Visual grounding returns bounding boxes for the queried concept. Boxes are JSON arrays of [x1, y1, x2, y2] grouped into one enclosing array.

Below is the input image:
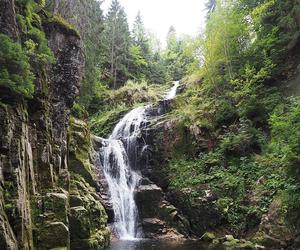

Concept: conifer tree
[[102, 0, 131, 88]]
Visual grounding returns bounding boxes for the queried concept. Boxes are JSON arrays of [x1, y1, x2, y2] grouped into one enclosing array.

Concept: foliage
[[0, 34, 35, 97], [16, 0, 55, 66], [269, 97, 300, 175], [71, 102, 89, 120], [89, 80, 166, 137], [165, 0, 300, 235], [163, 28, 198, 81], [90, 105, 130, 137], [44, 14, 80, 37], [101, 0, 131, 89]]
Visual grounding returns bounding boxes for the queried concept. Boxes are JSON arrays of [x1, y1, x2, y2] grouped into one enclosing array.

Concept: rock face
[[0, 2, 109, 249], [68, 119, 110, 250], [0, 0, 19, 39], [135, 181, 190, 239]]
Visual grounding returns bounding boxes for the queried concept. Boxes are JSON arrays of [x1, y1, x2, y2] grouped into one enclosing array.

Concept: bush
[[269, 97, 300, 176], [26, 27, 54, 65], [0, 34, 35, 97], [71, 102, 89, 120]]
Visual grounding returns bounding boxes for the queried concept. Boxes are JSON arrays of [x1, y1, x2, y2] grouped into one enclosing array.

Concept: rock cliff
[[0, 1, 109, 249]]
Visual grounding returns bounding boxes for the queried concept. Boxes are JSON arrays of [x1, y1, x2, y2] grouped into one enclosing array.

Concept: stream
[[106, 239, 222, 250]]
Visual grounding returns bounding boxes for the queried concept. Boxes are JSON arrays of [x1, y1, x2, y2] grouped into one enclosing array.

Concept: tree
[[128, 12, 150, 81], [163, 27, 198, 81], [205, 0, 217, 17], [102, 0, 131, 88]]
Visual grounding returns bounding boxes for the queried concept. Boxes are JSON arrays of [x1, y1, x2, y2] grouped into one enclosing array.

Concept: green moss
[[43, 14, 80, 38], [89, 105, 130, 137]]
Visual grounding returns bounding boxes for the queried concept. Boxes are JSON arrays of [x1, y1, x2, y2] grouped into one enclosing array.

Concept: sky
[[102, 0, 207, 45]]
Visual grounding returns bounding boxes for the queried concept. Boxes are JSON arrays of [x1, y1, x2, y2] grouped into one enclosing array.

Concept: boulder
[[37, 222, 69, 249], [135, 184, 163, 218], [201, 232, 216, 242]]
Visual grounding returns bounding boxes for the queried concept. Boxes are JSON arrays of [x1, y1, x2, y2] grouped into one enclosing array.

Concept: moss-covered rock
[[36, 222, 69, 249], [68, 118, 110, 249], [201, 232, 216, 242]]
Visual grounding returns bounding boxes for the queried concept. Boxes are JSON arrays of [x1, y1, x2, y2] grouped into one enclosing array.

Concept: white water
[[101, 107, 147, 240], [100, 82, 180, 240], [164, 81, 180, 100]]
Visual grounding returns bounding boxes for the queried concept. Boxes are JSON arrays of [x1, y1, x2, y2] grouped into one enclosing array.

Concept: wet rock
[[142, 218, 166, 237], [135, 184, 163, 218], [69, 206, 90, 239], [37, 222, 69, 249], [201, 232, 216, 242], [252, 198, 294, 248], [92, 135, 105, 149]]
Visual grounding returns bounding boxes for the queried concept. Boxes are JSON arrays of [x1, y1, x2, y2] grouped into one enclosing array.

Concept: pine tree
[[205, 0, 217, 18], [129, 12, 151, 81], [102, 0, 131, 88], [132, 12, 150, 56]]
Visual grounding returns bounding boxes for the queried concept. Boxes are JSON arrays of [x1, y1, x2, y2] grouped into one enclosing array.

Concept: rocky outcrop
[[135, 180, 190, 239], [0, 0, 19, 39], [252, 198, 299, 249], [167, 188, 222, 236], [0, 2, 109, 249], [68, 118, 110, 250]]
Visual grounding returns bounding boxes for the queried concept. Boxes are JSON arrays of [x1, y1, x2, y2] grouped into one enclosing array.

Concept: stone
[[69, 206, 90, 239], [223, 239, 240, 247], [225, 234, 235, 241], [135, 184, 163, 218], [37, 222, 69, 249], [0, 0, 19, 39], [142, 218, 166, 237], [44, 192, 69, 223], [91, 136, 105, 149], [261, 235, 285, 249], [238, 241, 255, 249], [201, 232, 216, 242], [0, 4, 110, 249]]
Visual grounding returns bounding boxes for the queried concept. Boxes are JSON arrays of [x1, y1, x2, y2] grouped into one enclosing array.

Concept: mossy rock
[[69, 206, 91, 239], [36, 222, 69, 250], [223, 239, 240, 247], [201, 232, 216, 242]]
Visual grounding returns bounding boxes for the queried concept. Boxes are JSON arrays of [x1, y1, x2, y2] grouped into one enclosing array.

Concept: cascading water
[[165, 80, 180, 100], [99, 82, 180, 240], [100, 107, 147, 240]]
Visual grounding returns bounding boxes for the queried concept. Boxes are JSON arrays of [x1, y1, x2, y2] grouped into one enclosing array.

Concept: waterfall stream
[[99, 82, 180, 240]]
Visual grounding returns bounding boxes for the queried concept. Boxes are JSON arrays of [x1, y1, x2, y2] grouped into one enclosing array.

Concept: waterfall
[[99, 107, 147, 240], [164, 80, 180, 100], [98, 82, 180, 240]]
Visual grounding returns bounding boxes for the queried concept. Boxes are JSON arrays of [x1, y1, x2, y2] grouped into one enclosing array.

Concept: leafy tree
[[163, 27, 198, 80]]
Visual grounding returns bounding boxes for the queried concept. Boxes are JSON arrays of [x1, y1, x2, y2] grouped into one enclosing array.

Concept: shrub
[[71, 102, 89, 120], [0, 34, 35, 97]]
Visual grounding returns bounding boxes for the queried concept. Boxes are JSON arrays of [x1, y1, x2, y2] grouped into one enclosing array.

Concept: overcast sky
[[102, 0, 207, 44]]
